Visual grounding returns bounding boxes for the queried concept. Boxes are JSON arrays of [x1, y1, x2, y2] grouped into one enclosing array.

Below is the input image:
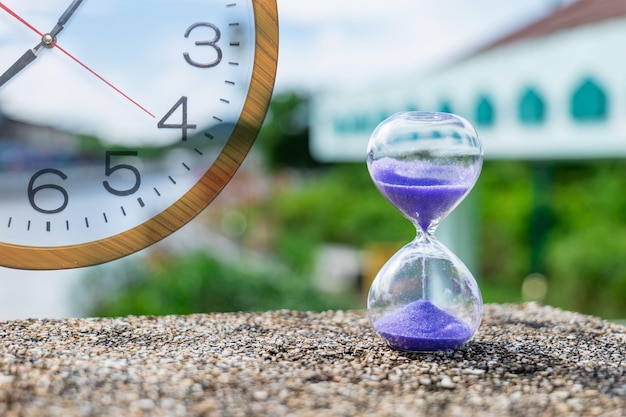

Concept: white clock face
[[0, 0, 277, 268]]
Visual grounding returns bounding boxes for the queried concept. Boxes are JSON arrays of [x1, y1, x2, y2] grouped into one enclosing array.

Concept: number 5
[[103, 151, 141, 196]]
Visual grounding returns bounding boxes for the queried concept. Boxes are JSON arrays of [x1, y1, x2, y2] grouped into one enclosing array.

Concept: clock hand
[[49, 0, 84, 38], [0, 42, 44, 87], [0, 2, 155, 118], [53, 42, 156, 118], [0, 2, 44, 38], [0, 0, 83, 40]]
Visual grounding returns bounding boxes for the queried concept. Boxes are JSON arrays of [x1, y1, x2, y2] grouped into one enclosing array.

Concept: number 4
[[158, 96, 197, 141]]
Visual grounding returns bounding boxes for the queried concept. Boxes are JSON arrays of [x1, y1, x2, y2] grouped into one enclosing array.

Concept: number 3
[[183, 22, 223, 68]]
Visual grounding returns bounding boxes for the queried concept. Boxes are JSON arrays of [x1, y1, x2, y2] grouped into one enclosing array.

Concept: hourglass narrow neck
[[415, 225, 437, 243]]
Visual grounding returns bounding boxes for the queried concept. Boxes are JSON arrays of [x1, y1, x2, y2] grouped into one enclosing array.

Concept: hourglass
[[366, 112, 483, 352]]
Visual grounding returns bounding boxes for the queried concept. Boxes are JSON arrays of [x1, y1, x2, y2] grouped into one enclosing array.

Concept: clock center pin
[[42, 34, 56, 48]]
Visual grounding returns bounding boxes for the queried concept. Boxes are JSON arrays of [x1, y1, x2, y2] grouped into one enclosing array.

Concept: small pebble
[[419, 378, 432, 386], [253, 391, 269, 401], [439, 377, 455, 389]]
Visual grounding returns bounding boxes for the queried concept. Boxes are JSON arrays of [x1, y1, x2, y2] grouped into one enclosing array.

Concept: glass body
[[366, 112, 483, 352]]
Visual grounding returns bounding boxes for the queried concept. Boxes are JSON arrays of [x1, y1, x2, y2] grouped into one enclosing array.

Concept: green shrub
[[82, 252, 359, 317]]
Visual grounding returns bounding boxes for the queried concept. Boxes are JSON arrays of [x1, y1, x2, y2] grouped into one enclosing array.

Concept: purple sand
[[373, 170, 469, 233], [373, 300, 472, 351]]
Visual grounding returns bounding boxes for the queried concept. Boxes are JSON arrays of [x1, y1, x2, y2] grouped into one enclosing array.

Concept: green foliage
[[83, 158, 626, 319], [268, 164, 414, 249], [478, 161, 533, 293], [477, 160, 626, 319], [256, 91, 323, 170], [80, 90, 626, 320], [81, 163, 408, 318], [83, 252, 359, 317], [545, 162, 626, 319]]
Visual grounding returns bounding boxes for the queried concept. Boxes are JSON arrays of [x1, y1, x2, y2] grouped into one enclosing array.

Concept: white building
[[311, 0, 626, 162]]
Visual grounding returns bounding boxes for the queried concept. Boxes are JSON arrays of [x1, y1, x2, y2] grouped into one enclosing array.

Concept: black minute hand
[[49, 0, 85, 38]]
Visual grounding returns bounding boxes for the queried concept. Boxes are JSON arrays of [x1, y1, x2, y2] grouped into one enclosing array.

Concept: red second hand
[[53, 42, 156, 118], [0, 2, 43, 37], [0, 2, 155, 118]]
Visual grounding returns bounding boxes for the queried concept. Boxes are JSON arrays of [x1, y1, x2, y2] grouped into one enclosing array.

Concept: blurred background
[[2, 0, 626, 321]]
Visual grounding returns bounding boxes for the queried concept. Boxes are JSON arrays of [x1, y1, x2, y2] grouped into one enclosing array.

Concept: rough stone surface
[[0, 303, 624, 416]]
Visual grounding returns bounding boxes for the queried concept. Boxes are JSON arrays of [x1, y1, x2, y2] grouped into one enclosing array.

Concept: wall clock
[[0, 0, 278, 269]]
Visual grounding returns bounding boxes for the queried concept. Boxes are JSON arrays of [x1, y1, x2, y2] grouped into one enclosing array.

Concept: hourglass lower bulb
[[366, 112, 483, 352]]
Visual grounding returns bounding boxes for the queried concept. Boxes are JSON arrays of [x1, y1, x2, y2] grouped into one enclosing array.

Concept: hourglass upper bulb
[[367, 112, 483, 235]]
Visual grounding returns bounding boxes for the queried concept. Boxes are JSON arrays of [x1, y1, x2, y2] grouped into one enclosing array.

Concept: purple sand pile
[[373, 299, 472, 351]]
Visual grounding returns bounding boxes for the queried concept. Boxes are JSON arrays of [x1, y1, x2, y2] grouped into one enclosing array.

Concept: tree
[[256, 91, 323, 170]]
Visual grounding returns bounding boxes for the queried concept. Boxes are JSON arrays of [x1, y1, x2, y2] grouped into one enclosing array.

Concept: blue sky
[[0, 0, 576, 115], [275, 0, 576, 92]]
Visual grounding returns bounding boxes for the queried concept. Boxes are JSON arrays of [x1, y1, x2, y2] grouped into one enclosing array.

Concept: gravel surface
[[0, 303, 624, 416]]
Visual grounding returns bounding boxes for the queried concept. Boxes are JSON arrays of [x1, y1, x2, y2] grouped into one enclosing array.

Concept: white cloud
[[274, 0, 559, 92], [279, 0, 429, 23]]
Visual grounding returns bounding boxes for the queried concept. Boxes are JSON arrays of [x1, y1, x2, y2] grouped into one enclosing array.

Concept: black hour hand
[[0, 43, 43, 88]]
